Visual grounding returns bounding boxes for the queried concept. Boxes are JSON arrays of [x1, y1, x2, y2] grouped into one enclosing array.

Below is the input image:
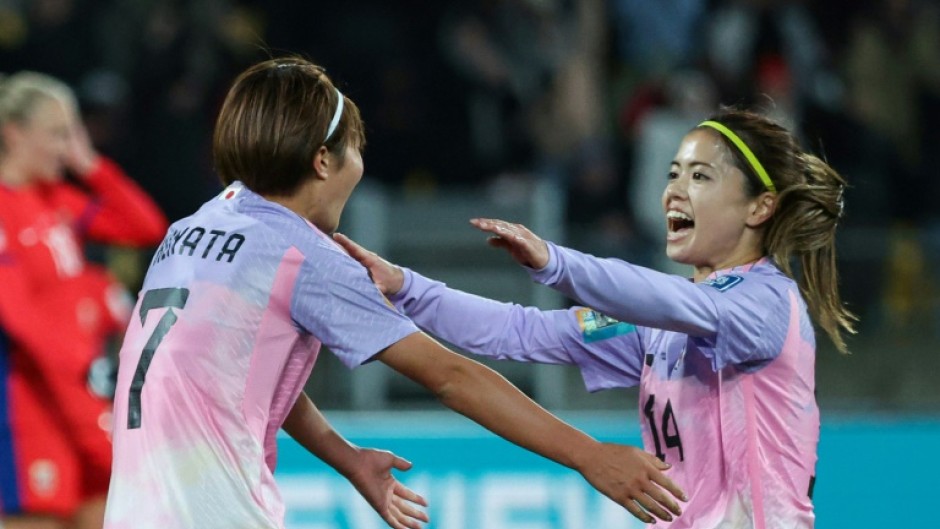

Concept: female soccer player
[[102, 57, 686, 529], [0, 72, 168, 529], [336, 109, 855, 528]]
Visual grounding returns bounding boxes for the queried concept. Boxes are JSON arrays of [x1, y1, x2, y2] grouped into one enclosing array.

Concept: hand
[[345, 448, 429, 529], [576, 443, 686, 524], [469, 218, 550, 269], [64, 120, 100, 177], [333, 233, 405, 295]]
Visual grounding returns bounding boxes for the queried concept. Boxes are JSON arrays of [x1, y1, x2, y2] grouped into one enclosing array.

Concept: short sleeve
[[291, 240, 419, 369]]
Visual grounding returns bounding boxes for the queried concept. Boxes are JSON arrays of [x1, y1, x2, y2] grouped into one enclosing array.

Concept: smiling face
[[662, 129, 773, 280]]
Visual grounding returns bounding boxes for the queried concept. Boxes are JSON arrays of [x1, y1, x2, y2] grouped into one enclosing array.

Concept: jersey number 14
[[643, 394, 684, 463]]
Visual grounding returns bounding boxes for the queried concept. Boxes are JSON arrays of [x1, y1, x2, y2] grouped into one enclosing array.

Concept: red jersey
[[0, 157, 167, 516]]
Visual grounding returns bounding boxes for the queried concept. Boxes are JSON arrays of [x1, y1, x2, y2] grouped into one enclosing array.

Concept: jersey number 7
[[127, 288, 190, 429]]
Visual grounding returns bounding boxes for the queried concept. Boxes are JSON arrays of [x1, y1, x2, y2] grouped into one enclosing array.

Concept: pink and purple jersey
[[390, 242, 818, 528], [103, 183, 419, 529]]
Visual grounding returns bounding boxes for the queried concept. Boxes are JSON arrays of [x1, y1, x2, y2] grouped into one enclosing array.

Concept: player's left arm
[[532, 243, 790, 370], [282, 392, 429, 529]]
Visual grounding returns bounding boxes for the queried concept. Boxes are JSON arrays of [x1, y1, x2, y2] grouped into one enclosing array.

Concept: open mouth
[[666, 211, 694, 233]]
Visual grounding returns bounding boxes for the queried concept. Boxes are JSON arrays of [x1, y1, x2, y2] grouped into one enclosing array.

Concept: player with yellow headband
[[338, 108, 856, 528]]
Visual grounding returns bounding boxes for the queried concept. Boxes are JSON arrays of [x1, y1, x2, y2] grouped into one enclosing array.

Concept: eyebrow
[[670, 160, 717, 169]]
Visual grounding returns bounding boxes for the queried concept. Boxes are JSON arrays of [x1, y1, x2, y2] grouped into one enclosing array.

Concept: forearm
[[282, 392, 360, 478], [532, 242, 719, 336], [438, 357, 595, 469], [379, 334, 597, 471], [80, 157, 168, 245], [391, 268, 576, 365]]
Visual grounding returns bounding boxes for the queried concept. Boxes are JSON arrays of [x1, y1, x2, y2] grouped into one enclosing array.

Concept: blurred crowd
[[1, 0, 939, 335]]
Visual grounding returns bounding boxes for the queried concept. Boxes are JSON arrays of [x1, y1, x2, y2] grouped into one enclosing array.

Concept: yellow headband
[[698, 120, 776, 193]]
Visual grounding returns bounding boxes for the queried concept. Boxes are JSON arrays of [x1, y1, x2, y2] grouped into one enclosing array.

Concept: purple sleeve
[[530, 243, 793, 371], [390, 268, 646, 388], [291, 241, 419, 369]]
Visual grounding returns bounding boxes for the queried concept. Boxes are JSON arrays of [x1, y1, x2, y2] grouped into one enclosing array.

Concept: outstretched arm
[[333, 232, 586, 367], [376, 333, 686, 524], [283, 393, 429, 529], [469, 218, 720, 335]]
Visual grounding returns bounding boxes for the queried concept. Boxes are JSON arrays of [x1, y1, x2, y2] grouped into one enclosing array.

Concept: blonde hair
[[0, 71, 76, 154], [697, 109, 858, 353]]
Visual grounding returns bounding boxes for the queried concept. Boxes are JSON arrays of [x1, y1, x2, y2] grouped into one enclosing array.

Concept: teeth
[[666, 211, 692, 221]]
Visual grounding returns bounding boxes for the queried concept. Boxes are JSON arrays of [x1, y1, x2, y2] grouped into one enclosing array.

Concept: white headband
[[324, 87, 344, 142]]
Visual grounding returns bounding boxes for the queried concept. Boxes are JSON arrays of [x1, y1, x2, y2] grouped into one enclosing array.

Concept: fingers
[[333, 232, 370, 260], [651, 468, 687, 503], [470, 218, 525, 241], [391, 455, 413, 472], [643, 483, 682, 519], [394, 481, 428, 508], [635, 492, 675, 523], [622, 500, 654, 525], [384, 482, 430, 529]]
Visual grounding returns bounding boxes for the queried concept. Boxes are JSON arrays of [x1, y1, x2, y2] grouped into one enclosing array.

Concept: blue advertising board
[[275, 411, 938, 528]]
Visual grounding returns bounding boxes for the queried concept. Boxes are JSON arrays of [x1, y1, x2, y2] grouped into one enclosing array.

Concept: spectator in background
[[0, 72, 167, 529], [439, 0, 575, 179], [840, 0, 940, 330]]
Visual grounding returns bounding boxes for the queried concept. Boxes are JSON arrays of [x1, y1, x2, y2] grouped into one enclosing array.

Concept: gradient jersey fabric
[[390, 242, 818, 529], [103, 182, 418, 529], [0, 157, 167, 516]]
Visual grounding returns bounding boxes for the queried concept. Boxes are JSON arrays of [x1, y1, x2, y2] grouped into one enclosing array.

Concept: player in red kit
[[0, 72, 168, 529]]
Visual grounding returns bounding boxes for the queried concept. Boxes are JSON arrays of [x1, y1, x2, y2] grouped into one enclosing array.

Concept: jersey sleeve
[[530, 242, 792, 371], [290, 240, 420, 369], [691, 274, 793, 371], [390, 268, 646, 389], [52, 157, 168, 246]]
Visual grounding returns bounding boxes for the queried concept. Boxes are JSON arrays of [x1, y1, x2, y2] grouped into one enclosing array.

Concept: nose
[[663, 173, 689, 206]]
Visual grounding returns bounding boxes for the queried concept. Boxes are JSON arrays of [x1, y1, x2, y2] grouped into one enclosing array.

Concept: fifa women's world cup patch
[[703, 274, 743, 292], [575, 308, 635, 343]]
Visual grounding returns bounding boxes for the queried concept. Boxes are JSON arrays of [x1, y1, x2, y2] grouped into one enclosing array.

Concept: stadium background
[[2, 0, 937, 527]]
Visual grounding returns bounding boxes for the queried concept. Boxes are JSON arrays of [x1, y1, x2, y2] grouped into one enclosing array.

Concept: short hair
[[213, 57, 365, 196]]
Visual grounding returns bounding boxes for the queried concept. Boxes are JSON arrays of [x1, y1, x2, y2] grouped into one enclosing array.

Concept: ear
[[312, 145, 330, 180], [746, 192, 776, 228]]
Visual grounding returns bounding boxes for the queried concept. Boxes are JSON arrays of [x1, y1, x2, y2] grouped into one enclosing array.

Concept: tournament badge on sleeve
[[575, 308, 636, 343]]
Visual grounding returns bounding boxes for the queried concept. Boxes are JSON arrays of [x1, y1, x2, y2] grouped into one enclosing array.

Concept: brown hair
[[212, 57, 365, 196], [697, 109, 857, 353]]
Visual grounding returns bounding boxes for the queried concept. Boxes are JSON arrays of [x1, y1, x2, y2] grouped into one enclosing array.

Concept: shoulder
[[700, 261, 795, 297], [696, 261, 800, 323]]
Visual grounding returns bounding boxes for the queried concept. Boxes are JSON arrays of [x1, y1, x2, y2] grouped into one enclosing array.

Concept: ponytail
[[764, 153, 857, 353], [700, 108, 858, 354]]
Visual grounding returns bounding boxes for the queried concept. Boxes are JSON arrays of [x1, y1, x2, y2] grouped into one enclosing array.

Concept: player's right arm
[[296, 231, 683, 523], [374, 332, 685, 524]]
